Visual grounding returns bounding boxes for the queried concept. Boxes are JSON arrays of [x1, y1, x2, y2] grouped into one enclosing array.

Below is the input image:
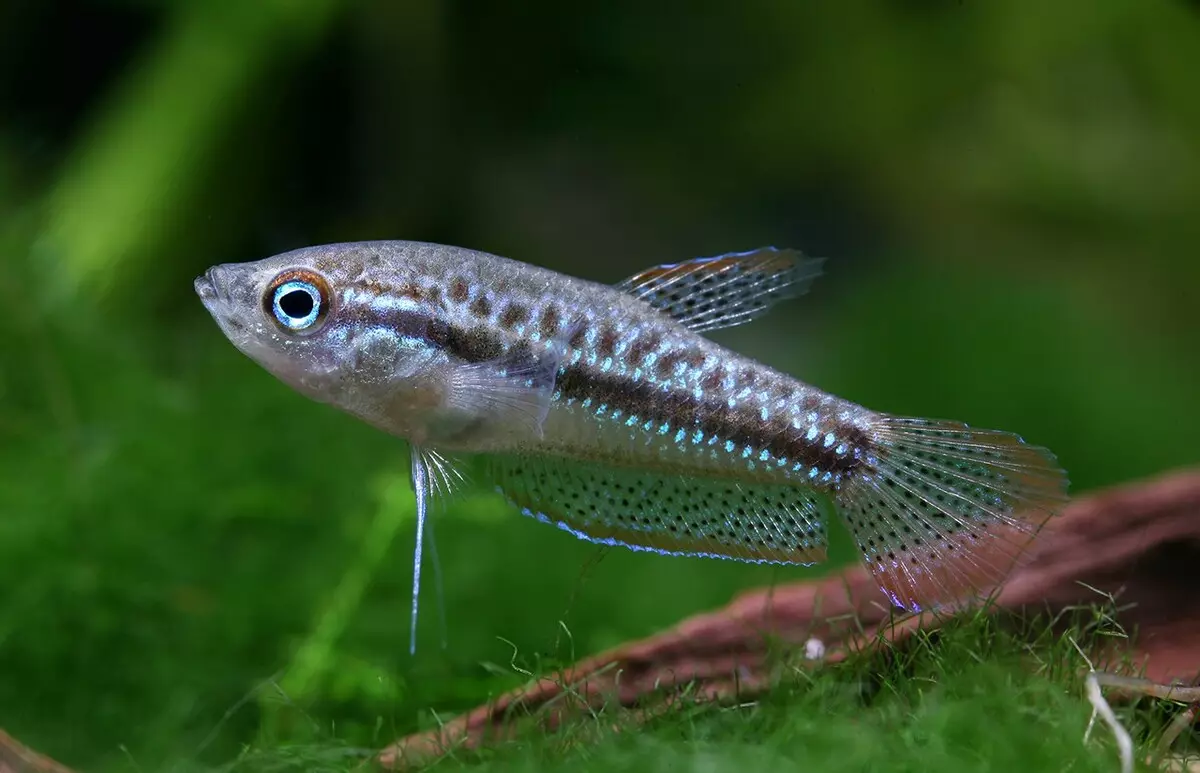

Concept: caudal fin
[[834, 415, 1069, 613]]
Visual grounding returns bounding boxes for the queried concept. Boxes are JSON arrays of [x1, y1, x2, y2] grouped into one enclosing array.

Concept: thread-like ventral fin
[[615, 247, 825, 333]]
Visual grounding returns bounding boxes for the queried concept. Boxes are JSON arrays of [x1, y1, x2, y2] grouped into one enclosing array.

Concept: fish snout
[[194, 273, 216, 303], [195, 265, 238, 306]]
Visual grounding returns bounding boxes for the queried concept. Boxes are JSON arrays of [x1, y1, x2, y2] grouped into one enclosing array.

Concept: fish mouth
[[194, 266, 230, 310], [194, 266, 248, 336], [194, 275, 215, 302]]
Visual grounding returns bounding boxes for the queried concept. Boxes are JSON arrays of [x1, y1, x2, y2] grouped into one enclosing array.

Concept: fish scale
[[196, 240, 1070, 652], [392, 250, 868, 480]]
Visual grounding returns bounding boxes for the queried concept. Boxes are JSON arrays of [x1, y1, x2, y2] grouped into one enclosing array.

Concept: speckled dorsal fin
[[487, 454, 831, 565], [614, 247, 825, 333]]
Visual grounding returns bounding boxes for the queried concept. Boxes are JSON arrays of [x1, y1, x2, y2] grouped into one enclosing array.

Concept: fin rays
[[615, 247, 825, 333], [487, 455, 830, 565], [408, 446, 467, 654], [835, 416, 1069, 613]]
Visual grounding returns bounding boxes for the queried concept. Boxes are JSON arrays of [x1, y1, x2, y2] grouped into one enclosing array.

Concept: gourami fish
[[195, 241, 1069, 652]]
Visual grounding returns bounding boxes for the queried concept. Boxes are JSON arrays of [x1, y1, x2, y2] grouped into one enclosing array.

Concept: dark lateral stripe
[[441, 321, 863, 476]]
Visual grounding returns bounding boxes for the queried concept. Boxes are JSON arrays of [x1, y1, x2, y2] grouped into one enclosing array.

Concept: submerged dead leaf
[[379, 467, 1200, 768], [0, 730, 74, 773]]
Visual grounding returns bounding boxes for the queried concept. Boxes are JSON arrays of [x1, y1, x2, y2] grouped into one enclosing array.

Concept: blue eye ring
[[265, 269, 331, 333]]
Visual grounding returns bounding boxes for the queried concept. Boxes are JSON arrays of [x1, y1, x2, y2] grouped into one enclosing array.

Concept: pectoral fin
[[440, 318, 580, 443]]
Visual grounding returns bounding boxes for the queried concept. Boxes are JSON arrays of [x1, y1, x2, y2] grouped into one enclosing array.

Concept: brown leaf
[[0, 730, 74, 773], [379, 467, 1200, 769]]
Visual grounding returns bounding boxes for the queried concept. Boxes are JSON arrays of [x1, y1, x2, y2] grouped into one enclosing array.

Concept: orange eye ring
[[264, 269, 332, 334]]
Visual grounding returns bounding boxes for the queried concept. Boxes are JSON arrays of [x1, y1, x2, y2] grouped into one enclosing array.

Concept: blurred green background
[[1, 0, 1198, 769]]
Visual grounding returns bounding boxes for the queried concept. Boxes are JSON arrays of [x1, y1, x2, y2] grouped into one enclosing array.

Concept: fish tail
[[833, 414, 1069, 613]]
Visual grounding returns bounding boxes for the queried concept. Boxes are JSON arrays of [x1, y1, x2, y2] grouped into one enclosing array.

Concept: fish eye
[[264, 270, 331, 333]]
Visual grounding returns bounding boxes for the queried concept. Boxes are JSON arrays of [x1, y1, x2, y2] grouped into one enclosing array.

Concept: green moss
[[196, 609, 1186, 773]]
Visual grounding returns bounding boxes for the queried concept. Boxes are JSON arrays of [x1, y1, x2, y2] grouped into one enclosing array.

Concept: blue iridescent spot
[[805, 426, 819, 441], [823, 432, 835, 448]]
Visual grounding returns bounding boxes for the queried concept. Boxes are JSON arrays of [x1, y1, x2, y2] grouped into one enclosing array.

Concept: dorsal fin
[[614, 247, 825, 333]]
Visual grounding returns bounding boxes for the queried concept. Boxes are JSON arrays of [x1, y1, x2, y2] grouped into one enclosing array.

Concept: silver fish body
[[196, 240, 1069, 645]]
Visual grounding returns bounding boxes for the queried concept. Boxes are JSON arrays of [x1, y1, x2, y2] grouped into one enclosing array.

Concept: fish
[[195, 240, 1070, 652]]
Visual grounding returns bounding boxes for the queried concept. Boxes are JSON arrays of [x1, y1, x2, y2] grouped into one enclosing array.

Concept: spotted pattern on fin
[[615, 247, 825, 333], [835, 416, 1069, 613], [487, 455, 830, 564]]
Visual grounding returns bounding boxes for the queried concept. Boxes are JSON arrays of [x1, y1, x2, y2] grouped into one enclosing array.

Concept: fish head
[[194, 243, 444, 411]]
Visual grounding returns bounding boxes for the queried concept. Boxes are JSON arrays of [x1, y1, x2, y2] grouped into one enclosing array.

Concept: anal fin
[[487, 454, 830, 565]]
